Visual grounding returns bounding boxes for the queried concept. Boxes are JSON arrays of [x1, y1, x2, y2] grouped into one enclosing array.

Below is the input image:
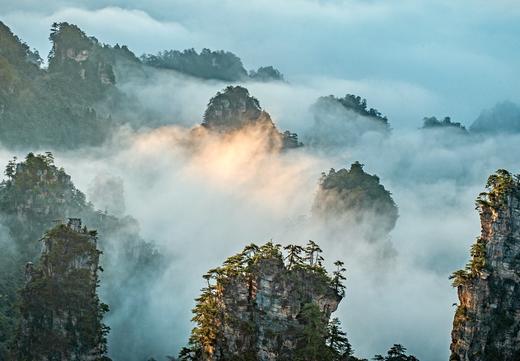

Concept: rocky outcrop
[[450, 169, 520, 361], [181, 242, 347, 361], [306, 94, 389, 148], [312, 161, 398, 242], [48, 22, 116, 86], [201, 86, 302, 149], [12, 218, 110, 361]]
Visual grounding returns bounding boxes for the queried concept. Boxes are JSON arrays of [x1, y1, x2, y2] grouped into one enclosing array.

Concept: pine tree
[[332, 261, 347, 297], [295, 303, 332, 361], [3, 157, 16, 179], [373, 344, 419, 361], [284, 244, 304, 270], [327, 318, 354, 360], [305, 240, 324, 267]]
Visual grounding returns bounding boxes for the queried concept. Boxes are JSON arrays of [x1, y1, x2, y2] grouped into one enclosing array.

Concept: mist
[[3, 0, 520, 127], [1, 71, 516, 359], [1, 2, 520, 360]]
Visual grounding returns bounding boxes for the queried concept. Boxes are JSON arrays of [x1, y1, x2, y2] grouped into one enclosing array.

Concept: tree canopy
[[421, 116, 467, 132], [11, 221, 111, 361], [182, 241, 348, 360], [313, 161, 398, 240]]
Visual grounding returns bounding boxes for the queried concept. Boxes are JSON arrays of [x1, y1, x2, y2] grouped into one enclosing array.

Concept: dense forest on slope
[[421, 116, 467, 132], [1, 20, 516, 154], [0, 21, 288, 151], [0, 22, 132, 149], [0, 153, 163, 360], [141, 48, 284, 82]]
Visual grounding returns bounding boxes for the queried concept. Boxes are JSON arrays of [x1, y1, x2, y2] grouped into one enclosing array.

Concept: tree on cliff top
[[451, 169, 520, 287], [421, 116, 467, 132], [306, 94, 390, 148], [182, 241, 349, 361], [141, 48, 248, 81], [313, 161, 398, 241], [11, 220, 111, 361], [373, 344, 419, 361]]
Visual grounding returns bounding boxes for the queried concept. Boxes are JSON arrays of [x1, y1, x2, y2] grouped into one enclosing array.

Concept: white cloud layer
[[1, 0, 519, 127], [1, 1, 520, 360]]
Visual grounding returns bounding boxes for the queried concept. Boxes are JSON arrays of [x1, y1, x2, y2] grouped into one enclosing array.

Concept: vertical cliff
[[12, 218, 110, 361], [450, 169, 520, 361], [180, 241, 354, 361]]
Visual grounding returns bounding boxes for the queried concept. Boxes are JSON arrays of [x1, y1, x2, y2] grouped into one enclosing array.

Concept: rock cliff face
[[218, 257, 340, 360], [181, 242, 346, 361], [450, 169, 520, 361], [0, 153, 164, 361], [48, 22, 115, 86], [12, 218, 110, 361]]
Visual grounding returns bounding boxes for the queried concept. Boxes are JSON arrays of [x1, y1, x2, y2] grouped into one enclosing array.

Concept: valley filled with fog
[[1, 2, 520, 360]]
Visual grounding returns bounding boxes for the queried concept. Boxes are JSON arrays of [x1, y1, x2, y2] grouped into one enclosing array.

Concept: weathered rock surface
[[12, 218, 110, 361], [182, 242, 344, 361], [450, 170, 520, 361], [216, 257, 340, 360]]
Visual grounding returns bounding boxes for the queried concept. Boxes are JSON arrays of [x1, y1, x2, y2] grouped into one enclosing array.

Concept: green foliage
[[284, 244, 304, 270], [327, 318, 356, 360], [449, 237, 487, 287], [11, 222, 111, 361], [0, 21, 142, 149], [141, 48, 248, 81], [294, 303, 332, 361], [295, 308, 361, 361], [373, 344, 419, 361], [313, 161, 398, 239], [0, 152, 87, 256], [249, 66, 285, 82], [421, 116, 467, 132], [451, 169, 520, 289], [203, 86, 263, 130], [201, 86, 302, 148], [141, 48, 285, 83], [0, 22, 41, 70], [477, 169, 519, 209], [0, 153, 163, 359], [332, 261, 347, 297], [305, 240, 324, 267], [282, 130, 303, 148], [183, 240, 347, 360], [315, 94, 389, 126]]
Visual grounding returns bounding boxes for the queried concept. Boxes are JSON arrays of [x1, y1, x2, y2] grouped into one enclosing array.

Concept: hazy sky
[[2, 0, 520, 128]]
